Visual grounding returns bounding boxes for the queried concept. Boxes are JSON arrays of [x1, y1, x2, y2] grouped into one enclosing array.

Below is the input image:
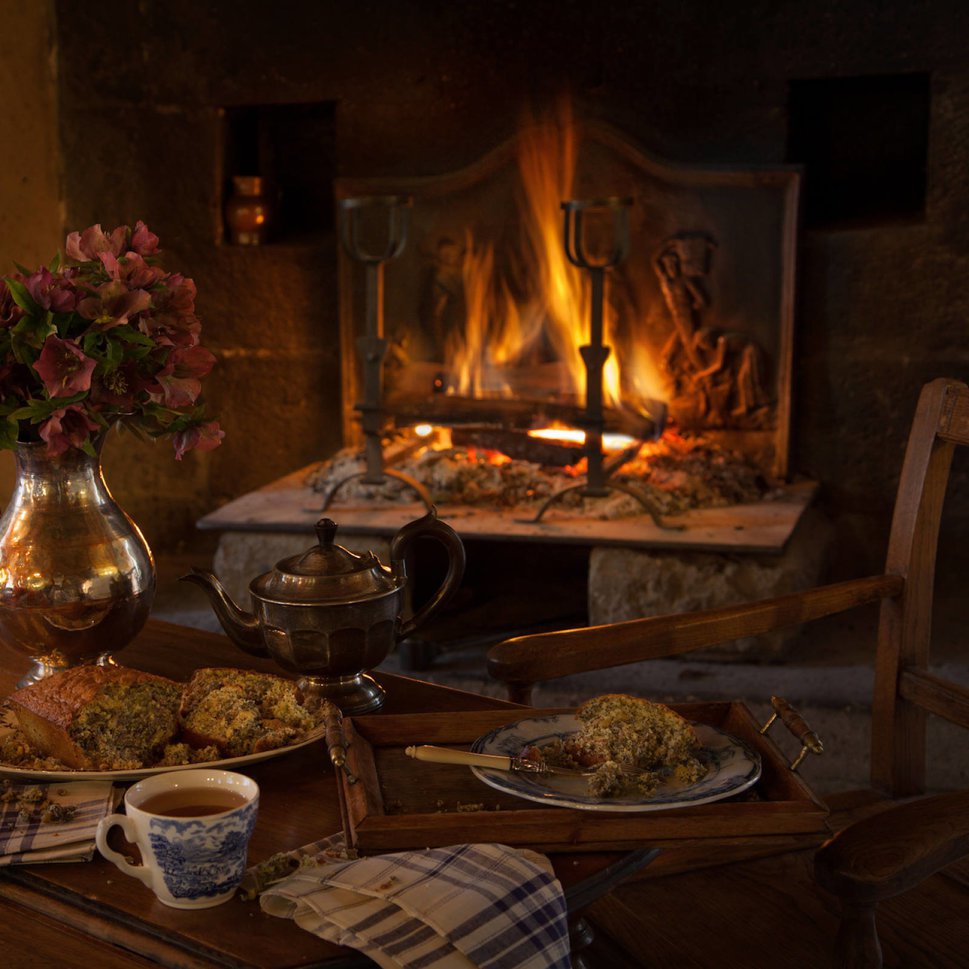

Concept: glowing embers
[[307, 427, 771, 519], [527, 427, 637, 453]]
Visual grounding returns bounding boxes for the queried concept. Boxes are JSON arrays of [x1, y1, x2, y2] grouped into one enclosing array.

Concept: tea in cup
[[96, 768, 259, 909]]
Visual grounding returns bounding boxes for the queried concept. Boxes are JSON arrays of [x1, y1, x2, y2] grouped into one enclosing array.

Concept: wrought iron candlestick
[[322, 195, 432, 510], [528, 197, 678, 529]]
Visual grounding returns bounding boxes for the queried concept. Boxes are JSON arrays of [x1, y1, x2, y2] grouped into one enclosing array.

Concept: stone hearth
[[198, 465, 828, 662]]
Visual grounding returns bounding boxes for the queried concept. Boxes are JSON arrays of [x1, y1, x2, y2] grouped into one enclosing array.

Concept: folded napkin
[[0, 780, 121, 865], [259, 836, 571, 969]]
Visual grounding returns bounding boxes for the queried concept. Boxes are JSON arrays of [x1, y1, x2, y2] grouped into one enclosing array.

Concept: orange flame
[[515, 104, 590, 399], [447, 102, 645, 411]]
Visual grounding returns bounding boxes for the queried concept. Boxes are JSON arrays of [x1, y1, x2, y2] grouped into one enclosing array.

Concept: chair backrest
[[869, 377, 969, 796], [487, 377, 969, 798]]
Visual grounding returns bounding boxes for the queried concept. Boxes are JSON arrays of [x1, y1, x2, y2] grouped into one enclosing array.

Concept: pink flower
[[100, 251, 165, 290], [129, 221, 160, 256], [25, 267, 78, 313], [33, 335, 97, 398], [77, 279, 152, 330], [65, 224, 128, 262], [150, 345, 216, 408], [173, 420, 224, 460], [38, 404, 100, 456], [140, 273, 200, 347], [89, 360, 148, 410], [122, 252, 165, 289]]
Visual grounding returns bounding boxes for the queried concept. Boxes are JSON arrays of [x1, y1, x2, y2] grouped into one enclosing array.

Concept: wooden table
[[0, 621, 636, 968], [0, 621, 528, 969], [0, 621, 829, 968]]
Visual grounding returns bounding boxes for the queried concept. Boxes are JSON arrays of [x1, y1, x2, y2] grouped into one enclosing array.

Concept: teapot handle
[[391, 509, 466, 642]]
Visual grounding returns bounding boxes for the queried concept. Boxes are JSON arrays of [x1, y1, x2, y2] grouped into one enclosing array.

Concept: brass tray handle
[[325, 705, 358, 784], [759, 695, 824, 772]]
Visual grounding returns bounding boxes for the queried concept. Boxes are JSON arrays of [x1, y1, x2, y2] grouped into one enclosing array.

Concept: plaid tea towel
[[0, 780, 120, 865], [260, 838, 571, 969]]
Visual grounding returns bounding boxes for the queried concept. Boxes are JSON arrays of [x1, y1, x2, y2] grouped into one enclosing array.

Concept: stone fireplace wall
[[6, 0, 967, 590]]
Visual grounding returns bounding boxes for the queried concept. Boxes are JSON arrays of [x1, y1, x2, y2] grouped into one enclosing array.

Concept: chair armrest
[[815, 790, 969, 904], [487, 574, 902, 697]]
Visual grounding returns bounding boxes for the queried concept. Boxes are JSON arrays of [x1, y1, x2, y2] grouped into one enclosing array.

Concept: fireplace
[[310, 105, 801, 531], [198, 108, 815, 663]]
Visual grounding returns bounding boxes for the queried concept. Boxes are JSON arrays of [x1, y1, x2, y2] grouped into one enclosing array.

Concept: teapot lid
[[249, 519, 400, 604]]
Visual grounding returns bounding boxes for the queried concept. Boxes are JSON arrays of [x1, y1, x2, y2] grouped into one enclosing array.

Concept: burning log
[[389, 394, 664, 441], [450, 428, 586, 467]]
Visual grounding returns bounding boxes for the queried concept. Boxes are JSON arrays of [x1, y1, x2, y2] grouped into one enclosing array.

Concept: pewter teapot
[[181, 510, 465, 713]]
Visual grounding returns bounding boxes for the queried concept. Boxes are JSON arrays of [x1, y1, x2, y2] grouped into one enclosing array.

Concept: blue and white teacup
[[96, 768, 259, 909]]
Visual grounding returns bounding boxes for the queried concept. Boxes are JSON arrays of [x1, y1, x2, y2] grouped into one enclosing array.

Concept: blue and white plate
[[470, 713, 761, 812]]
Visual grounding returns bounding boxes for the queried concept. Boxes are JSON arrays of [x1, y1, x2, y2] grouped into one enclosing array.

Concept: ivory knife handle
[[405, 745, 513, 771]]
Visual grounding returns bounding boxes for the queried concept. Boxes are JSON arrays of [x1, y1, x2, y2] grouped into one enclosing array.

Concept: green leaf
[[8, 391, 87, 423], [13, 261, 32, 276], [10, 314, 55, 364], [163, 405, 207, 434], [0, 418, 19, 450], [3, 277, 40, 314], [113, 327, 154, 348], [49, 252, 61, 273], [103, 336, 124, 372], [88, 409, 110, 431], [82, 331, 103, 357], [7, 402, 44, 423], [52, 311, 81, 339]]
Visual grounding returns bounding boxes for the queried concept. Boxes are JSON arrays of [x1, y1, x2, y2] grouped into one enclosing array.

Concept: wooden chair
[[486, 377, 969, 968]]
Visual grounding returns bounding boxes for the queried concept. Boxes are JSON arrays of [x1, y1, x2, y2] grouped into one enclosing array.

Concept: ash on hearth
[[306, 430, 778, 519]]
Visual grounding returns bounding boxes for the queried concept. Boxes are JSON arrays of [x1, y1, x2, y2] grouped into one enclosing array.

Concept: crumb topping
[[68, 679, 182, 770], [0, 778, 78, 824], [0, 725, 65, 771], [179, 668, 320, 758], [544, 694, 707, 797]]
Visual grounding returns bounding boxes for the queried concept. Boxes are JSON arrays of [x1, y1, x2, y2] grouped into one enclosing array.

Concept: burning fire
[[445, 102, 661, 414]]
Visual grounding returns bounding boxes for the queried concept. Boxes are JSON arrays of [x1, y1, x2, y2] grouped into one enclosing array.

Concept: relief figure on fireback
[[653, 232, 771, 429]]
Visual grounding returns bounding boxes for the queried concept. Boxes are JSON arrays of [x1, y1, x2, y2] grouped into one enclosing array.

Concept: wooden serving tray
[[337, 701, 830, 855]]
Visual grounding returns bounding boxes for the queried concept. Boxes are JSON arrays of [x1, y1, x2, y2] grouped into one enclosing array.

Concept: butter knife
[[404, 744, 620, 778]]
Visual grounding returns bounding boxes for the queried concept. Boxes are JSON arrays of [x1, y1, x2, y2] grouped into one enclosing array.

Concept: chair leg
[[562, 848, 662, 967], [835, 899, 882, 969], [569, 915, 596, 969]]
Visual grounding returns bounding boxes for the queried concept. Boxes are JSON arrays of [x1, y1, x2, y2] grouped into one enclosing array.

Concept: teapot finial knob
[[315, 518, 338, 547]]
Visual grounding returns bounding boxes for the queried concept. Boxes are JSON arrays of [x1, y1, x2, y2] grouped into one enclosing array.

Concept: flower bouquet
[[0, 222, 223, 685], [0, 221, 223, 458]]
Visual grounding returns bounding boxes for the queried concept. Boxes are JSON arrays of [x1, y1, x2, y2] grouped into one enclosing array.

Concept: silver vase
[[0, 438, 155, 686]]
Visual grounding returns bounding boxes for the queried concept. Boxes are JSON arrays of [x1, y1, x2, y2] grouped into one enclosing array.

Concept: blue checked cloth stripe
[[260, 841, 571, 969], [0, 780, 120, 865]]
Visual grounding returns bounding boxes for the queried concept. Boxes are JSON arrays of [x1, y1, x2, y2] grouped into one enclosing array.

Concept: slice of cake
[[547, 693, 707, 797], [7, 666, 182, 770], [178, 667, 323, 758]]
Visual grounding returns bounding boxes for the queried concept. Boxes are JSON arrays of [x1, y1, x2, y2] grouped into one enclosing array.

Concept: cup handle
[[95, 814, 153, 890]]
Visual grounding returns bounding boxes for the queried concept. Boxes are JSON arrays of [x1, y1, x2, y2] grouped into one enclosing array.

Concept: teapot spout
[[179, 567, 267, 656]]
